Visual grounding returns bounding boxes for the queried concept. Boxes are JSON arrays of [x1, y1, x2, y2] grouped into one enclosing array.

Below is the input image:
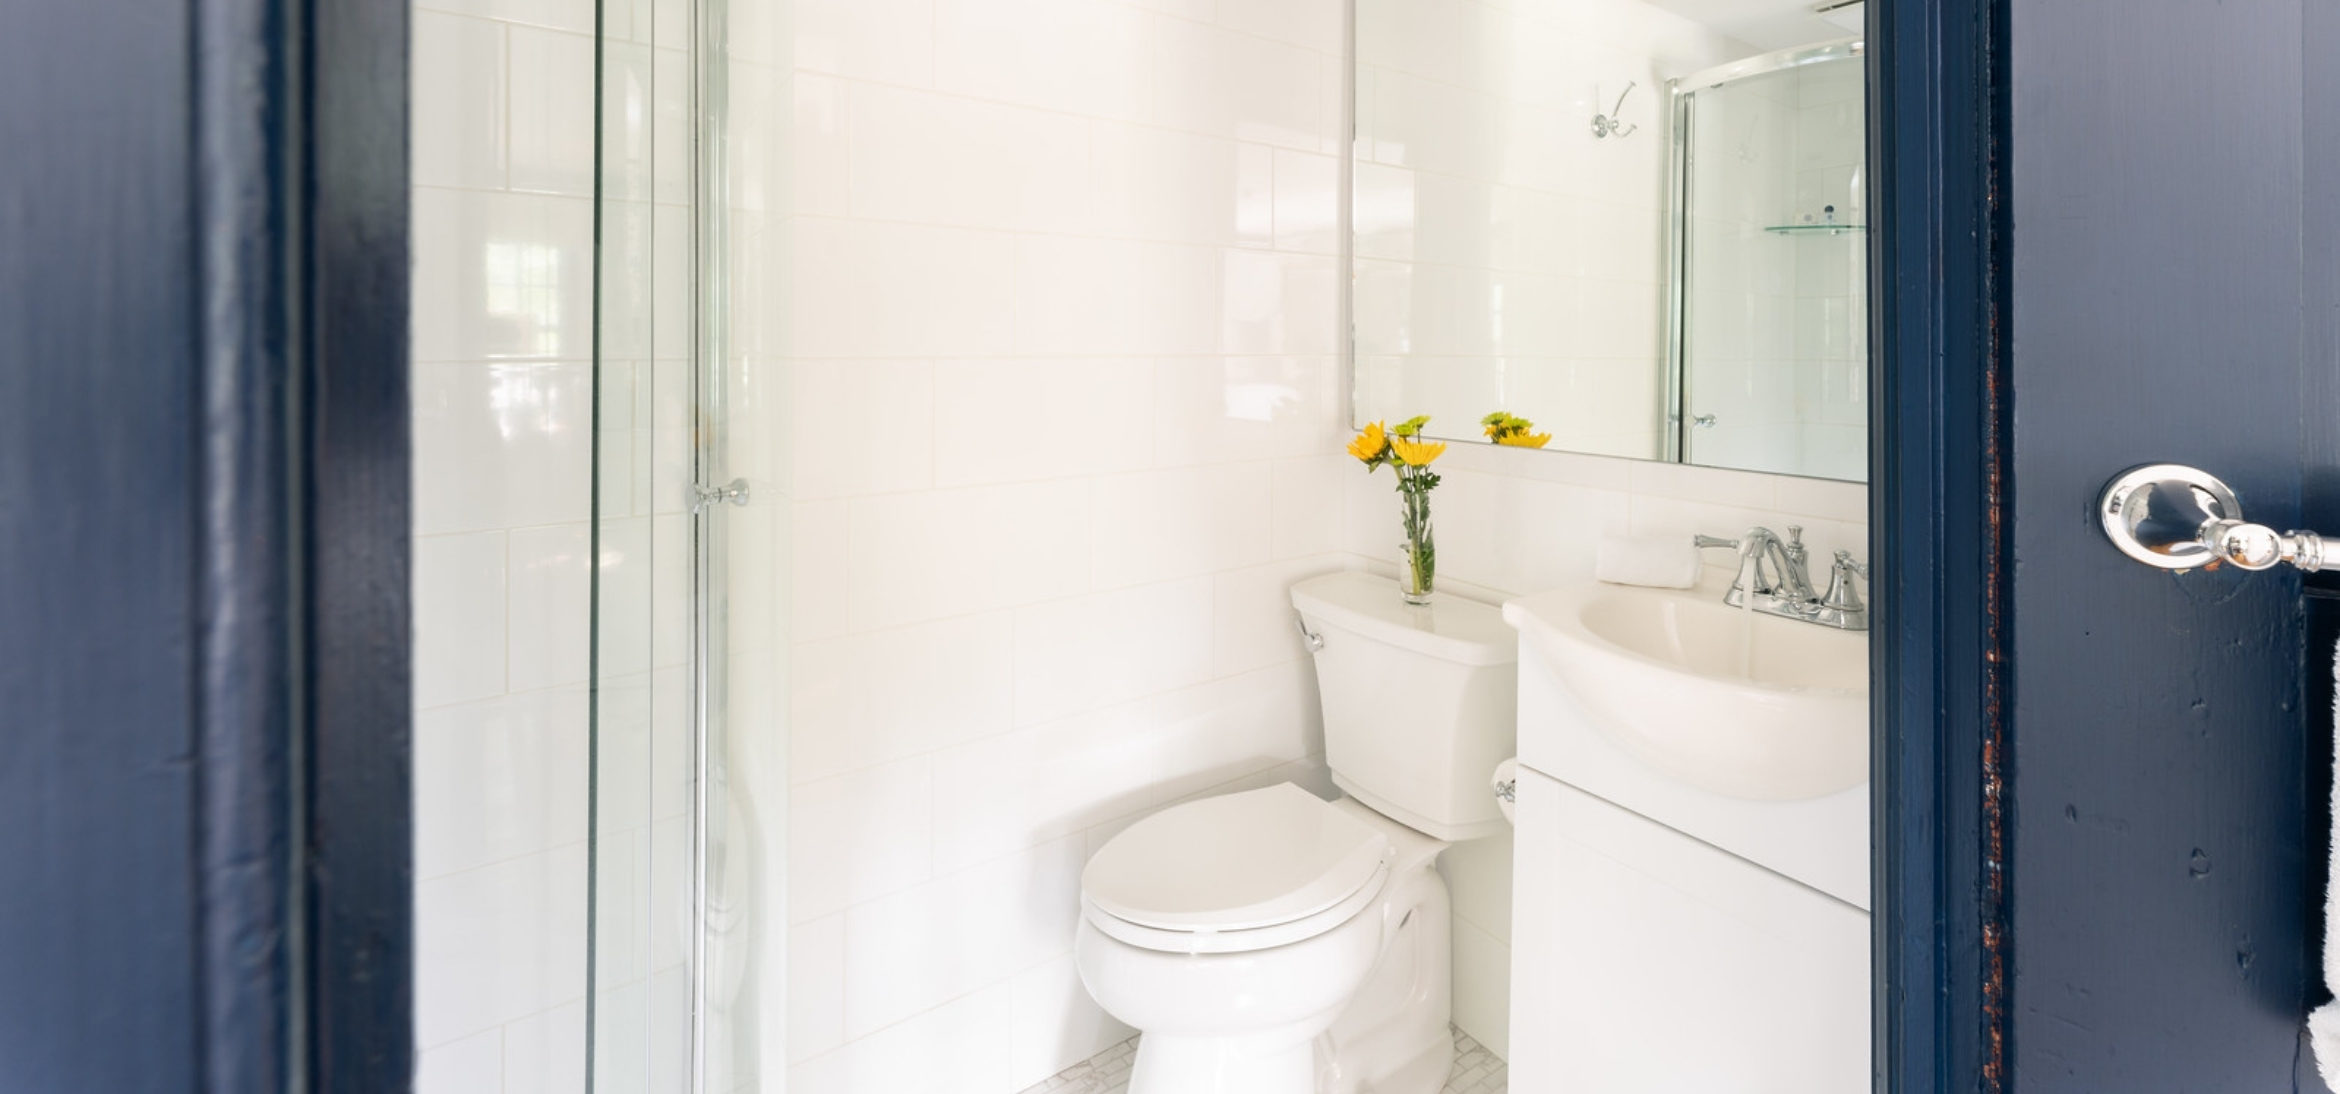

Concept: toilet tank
[[1291, 572, 1518, 841]]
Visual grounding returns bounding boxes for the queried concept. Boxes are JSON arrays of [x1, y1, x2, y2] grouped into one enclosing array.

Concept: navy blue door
[[2004, 2, 2337, 1090], [0, 1, 410, 1090], [1877, 1, 2340, 1089]]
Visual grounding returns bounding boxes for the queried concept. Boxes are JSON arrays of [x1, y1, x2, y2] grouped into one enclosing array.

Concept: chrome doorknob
[[2098, 464, 2329, 572]]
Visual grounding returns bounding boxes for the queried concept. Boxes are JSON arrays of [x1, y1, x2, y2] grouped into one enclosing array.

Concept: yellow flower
[[1390, 437, 1447, 466], [1482, 410, 1544, 444], [1347, 421, 1388, 462]]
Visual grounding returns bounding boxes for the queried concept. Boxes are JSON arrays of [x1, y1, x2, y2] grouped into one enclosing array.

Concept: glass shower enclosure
[[1666, 40, 1868, 482], [588, 0, 774, 1089]]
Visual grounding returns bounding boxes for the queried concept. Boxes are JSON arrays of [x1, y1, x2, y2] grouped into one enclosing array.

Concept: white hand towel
[[2313, 641, 2340, 1084], [1595, 535, 1702, 589]]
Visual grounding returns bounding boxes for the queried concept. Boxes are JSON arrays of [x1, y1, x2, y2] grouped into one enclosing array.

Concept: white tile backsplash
[[413, 531, 510, 708], [509, 26, 596, 196], [413, 687, 590, 879], [932, 358, 1158, 489], [848, 82, 1095, 234], [840, 836, 1085, 1040], [789, 756, 938, 922], [501, 1001, 588, 1094], [411, 362, 593, 535], [1012, 577, 1216, 727], [793, 359, 938, 499], [412, 13, 510, 190], [795, 0, 936, 86], [410, 188, 595, 363], [788, 914, 849, 1064], [790, 612, 1017, 783], [1011, 236, 1225, 356], [789, 982, 1017, 1094], [417, 1027, 504, 1094], [504, 522, 591, 692], [846, 480, 1096, 630], [1087, 125, 1243, 245], [793, 217, 1021, 358], [414, 842, 590, 1049], [1088, 464, 1275, 587]]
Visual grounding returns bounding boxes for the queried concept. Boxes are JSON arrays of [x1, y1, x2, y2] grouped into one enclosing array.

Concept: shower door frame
[[585, 0, 739, 1085], [1664, 38, 1866, 472]]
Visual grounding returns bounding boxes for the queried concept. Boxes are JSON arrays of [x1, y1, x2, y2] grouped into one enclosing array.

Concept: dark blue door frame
[[0, 0, 410, 1090], [1871, 0, 2009, 1087]]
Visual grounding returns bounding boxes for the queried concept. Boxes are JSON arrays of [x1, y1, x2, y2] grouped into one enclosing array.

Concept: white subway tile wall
[[777, 0, 1353, 1086]]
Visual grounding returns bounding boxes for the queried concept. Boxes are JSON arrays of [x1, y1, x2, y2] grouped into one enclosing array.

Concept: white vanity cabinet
[[1509, 768, 1870, 1092], [1502, 588, 1873, 1091]]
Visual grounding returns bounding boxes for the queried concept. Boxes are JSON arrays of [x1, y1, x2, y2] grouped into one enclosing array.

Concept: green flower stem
[[1397, 465, 1437, 599]]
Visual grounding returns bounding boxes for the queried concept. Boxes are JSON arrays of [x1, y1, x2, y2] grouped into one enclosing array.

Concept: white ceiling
[[1642, 0, 1863, 52]]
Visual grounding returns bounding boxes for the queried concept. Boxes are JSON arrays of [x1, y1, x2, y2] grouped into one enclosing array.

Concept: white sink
[[1502, 580, 1868, 801]]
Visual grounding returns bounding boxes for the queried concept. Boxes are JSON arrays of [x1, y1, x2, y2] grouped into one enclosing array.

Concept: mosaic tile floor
[[1015, 1025, 1506, 1094]]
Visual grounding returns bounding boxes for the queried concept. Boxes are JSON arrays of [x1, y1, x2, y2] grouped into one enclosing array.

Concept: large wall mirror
[[1352, 0, 1869, 482]]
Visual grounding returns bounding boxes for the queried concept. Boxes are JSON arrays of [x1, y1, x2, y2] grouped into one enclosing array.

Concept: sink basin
[[1503, 580, 1868, 801]]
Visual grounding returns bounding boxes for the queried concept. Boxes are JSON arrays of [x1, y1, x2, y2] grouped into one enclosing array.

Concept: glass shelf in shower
[[1764, 224, 1869, 235]]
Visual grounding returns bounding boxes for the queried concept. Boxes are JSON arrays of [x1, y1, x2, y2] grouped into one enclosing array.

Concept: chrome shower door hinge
[[691, 477, 751, 513]]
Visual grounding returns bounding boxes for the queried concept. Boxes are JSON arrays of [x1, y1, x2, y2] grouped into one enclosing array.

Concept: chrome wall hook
[[1592, 81, 1639, 139]]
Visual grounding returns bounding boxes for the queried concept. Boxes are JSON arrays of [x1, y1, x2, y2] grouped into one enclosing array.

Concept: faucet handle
[[1693, 534, 1739, 550], [1786, 524, 1804, 546], [1823, 550, 1869, 611]]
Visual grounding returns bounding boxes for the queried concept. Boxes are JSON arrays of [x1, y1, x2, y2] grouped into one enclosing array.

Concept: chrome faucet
[[1693, 525, 1868, 631]]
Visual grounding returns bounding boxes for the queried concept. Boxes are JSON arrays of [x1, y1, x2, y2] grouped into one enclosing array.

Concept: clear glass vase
[[1399, 492, 1435, 604]]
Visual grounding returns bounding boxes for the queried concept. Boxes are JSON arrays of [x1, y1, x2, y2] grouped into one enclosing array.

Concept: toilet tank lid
[[1290, 571, 1516, 667], [1082, 783, 1390, 933]]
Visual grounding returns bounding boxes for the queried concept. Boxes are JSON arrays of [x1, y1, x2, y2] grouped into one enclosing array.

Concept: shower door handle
[[692, 477, 751, 513], [2098, 464, 2330, 572]]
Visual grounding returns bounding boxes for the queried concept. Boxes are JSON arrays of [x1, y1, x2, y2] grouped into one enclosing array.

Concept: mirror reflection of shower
[[1668, 39, 1868, 482]]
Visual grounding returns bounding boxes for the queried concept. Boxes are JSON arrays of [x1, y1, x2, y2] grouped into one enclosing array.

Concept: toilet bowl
[[1072, 572, 1518, 1094], [1074, 786, 1452, 1094]]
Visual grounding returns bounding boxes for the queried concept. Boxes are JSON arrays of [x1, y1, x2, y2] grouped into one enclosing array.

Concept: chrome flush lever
[[2099, 464, 2330, 572], [1294, 612, 1325, 653]]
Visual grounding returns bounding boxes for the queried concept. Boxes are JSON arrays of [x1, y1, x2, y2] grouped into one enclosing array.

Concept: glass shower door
[[1672, 43, 1868, 481], [592, 0, 780, 1088], [591, 0, 698, 1089]]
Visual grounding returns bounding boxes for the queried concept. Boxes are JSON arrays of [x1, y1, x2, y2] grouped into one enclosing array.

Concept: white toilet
[[1073, 571, 1518, 1094]]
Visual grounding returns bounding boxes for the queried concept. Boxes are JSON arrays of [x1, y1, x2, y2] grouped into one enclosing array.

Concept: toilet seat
[[1080, 783, 1393, 955]]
